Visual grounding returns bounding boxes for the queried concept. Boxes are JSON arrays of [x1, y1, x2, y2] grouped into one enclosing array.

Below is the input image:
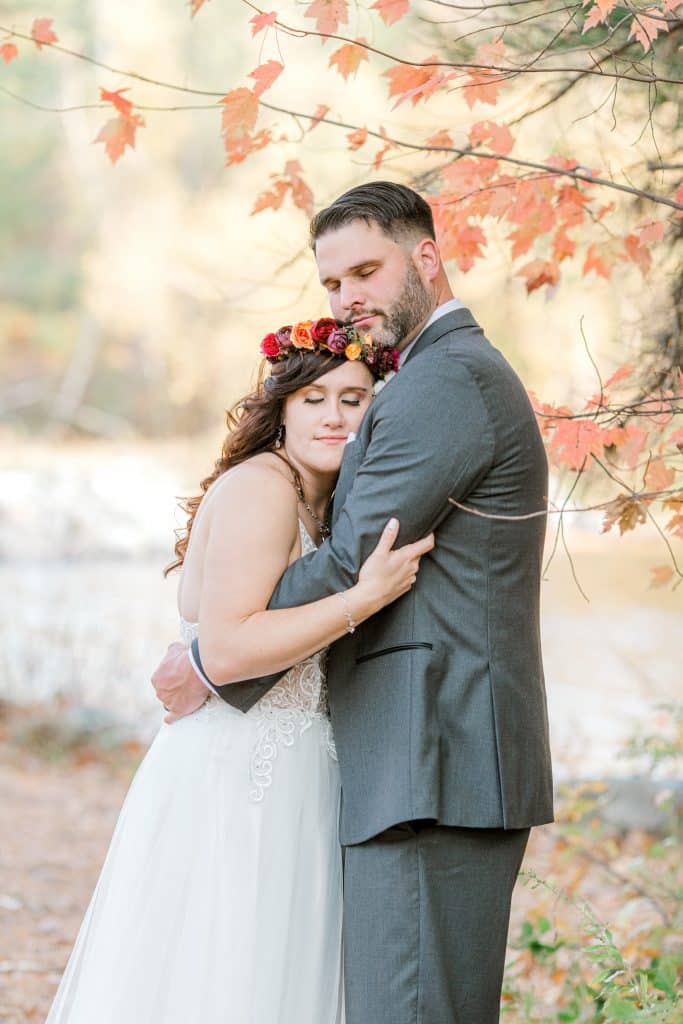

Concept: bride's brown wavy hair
[[164, 349, 348, 576]]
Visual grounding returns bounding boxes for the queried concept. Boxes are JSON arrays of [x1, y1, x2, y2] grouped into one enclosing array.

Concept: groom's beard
[[347, 262, 434, 349]]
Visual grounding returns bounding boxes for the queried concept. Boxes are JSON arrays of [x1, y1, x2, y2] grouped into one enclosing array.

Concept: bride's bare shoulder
[[203, 454, 297, 525]]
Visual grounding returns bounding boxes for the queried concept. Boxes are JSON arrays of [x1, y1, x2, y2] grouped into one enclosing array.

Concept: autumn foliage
[[1, 1, 682, 584]]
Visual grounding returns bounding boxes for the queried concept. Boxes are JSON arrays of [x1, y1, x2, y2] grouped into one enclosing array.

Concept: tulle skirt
[[46, 697, 344, 1024]]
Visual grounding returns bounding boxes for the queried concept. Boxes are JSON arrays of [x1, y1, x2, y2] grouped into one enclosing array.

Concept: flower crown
[[260, 318, 400, 380]]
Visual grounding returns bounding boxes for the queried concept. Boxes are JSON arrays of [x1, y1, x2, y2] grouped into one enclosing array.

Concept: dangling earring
[[274, 424, 284, 449]]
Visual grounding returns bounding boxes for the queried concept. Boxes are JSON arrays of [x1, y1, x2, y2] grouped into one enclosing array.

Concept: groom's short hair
[[310, 182, 435, 248]]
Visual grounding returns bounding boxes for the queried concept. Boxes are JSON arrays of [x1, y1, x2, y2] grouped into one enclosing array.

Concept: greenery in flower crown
[[259, 318, 400, 380]]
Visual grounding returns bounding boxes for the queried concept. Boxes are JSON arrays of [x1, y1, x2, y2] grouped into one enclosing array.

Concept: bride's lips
[[316, 436, 348, 445]]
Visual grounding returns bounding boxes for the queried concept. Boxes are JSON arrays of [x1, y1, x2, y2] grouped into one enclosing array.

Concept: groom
[[153, 181, 553, 1022]]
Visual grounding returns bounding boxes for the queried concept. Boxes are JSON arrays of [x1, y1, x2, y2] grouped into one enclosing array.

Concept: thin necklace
[[294, 478, 331, 541]]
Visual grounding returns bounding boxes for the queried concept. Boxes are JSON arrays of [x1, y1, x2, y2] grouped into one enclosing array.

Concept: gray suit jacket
[[207, 308, 554, 845]]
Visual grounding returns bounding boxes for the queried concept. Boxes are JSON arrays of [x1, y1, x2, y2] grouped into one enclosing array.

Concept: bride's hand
[[355, 518, 434, 614]]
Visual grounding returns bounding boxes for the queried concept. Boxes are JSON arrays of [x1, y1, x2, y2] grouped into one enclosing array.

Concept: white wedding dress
[[46, 521, 344, 1024]]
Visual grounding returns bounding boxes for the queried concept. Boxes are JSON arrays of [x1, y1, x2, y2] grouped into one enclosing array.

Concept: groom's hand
[[151, 642, 210, 724]]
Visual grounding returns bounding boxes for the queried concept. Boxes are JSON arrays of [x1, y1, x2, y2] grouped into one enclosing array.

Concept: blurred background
[[1, 0, 679, 776]]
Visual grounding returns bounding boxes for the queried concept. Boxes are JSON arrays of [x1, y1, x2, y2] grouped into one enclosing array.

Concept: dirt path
[[0, 702, 669, 1023]]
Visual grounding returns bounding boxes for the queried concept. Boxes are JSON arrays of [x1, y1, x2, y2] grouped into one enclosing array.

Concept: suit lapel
[[330, 308, 479, 528]]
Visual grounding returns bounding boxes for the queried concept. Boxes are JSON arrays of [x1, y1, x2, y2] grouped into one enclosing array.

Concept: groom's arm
[[271, 350, 494, 607], [191, 351, 494, 693]]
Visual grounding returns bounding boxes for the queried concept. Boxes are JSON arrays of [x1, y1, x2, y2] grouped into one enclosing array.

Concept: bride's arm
[[197, 463, 423, 685]]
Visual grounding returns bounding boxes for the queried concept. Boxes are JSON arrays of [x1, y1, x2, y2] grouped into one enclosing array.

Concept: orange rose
[[292, 320, 315, 349], [345, 342, 362, 361]]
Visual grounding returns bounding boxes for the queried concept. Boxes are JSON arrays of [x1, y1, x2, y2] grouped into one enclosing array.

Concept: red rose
[[260, 333, 281, 359], [310, 318, 337, 343]]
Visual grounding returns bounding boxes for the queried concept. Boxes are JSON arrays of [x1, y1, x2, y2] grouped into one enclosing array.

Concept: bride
[[46, 318, 433, 1024]]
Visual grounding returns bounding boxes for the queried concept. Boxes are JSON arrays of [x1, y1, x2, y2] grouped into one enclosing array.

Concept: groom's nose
[[338, 280, 367, 314]]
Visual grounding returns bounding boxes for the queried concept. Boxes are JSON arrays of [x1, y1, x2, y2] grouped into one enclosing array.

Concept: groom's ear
[[412, 238, 441, 283]]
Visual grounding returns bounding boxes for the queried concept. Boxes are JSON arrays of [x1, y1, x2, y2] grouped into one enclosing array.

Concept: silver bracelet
[[338, 591, 357, 634]]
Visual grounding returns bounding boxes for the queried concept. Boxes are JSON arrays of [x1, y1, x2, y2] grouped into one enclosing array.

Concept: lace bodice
[[179, 520, 336, 800]]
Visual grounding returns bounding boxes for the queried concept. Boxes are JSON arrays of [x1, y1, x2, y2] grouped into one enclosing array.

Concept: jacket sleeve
[[268, 348, 495, 610]]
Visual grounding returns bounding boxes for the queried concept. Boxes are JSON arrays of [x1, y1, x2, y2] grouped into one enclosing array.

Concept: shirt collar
[[398, 298, 464, 367]]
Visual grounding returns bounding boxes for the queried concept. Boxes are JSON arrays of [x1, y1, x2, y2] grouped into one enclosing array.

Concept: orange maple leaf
[[469, 120, 513, 156], [94, 113, 144, 165], [583, 243, 615, 279], [434, 218, 486, 272], [304, 0, 349, 34], [100, 87, 134, 118], [31, 17, 58, 48], [225, 128, 271, 167], [373, 126, 395, 169], [426, 129, 454, 148], [383, 59, 447, 108], [329, 40, 368, 80], [629, 8, 668, 51], [604, 364, 635, 389], [463, 41, 506, 108], [189, 0, 209, 14], [644, 457, 676, 493], [601, 494, 648, 535], [518, 258, 560, 295], [582, 0, 617, 31], [249, 60, 284, 98], [649, 564, 675, 589], [637, 219, 665, 245], [0, 41, 18, 63], [220, 87, 259, 145], [307, 104, 330, 132], [370, 0, 410, 26], [622, 233, 652, 275], [347, 127, 368, 150], [252, 180, 289, 215], [552, 227, 576, 262], [250, 10, 277, 35]]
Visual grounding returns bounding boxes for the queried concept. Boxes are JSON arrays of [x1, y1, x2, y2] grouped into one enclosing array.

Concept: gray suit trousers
[[343, 822, 530, 1024]]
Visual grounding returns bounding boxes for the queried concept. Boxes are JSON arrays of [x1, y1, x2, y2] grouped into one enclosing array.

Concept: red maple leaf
[[518, 259, 560, 294], [649, 565, 675, 589], [629, 8, 668, 51], [250, 11, 277, 35], [220, 87, 259, 145], [370, 0, 410, 26], [329, 40, 368, 80], [549, 418, 614, 470], [249, 60, 284, 98], [31, 17, 58, 48], [304, 0, 349, 34], [307, 104, 330, 132], [0, 41, 18, 64], [469, 120, 514, 156], [94, 113, 144, 165], [100, 88, 134, 118], [582, 0, 617, 31], [347, 127, 368, 150]]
